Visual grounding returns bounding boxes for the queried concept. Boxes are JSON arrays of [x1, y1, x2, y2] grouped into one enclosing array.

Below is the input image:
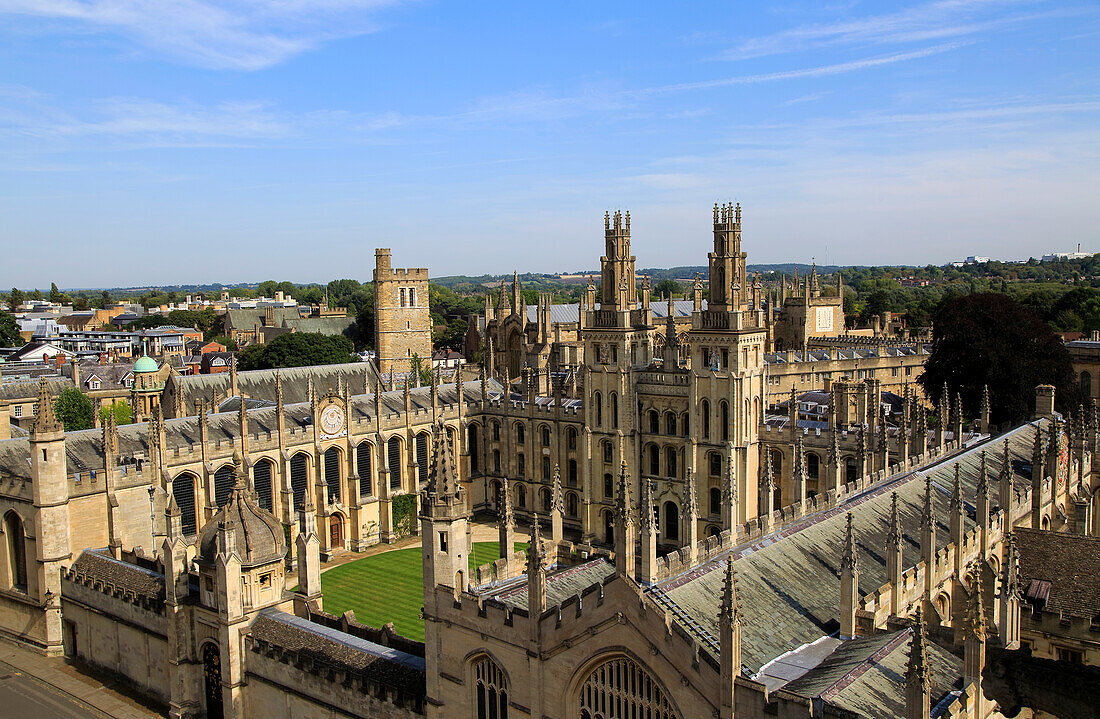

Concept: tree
[[9, 288, 24, 307], [410, 353, 434, 386], [100, 290, 112, 307], [919, 293, 1080, 426], [54, 387, 95, 432], [0, 310, 20, 346], [49, 282, 63, 304], [72, 296, 89, 311], [99, 401, 132, 425], [654, 279, 683, 298], [356, 302, 375, 350], [237, 332, 358, 371], [30, 289, 42, 301]]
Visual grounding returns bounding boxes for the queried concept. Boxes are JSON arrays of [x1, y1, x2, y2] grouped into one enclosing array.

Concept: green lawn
[[319, 541, 527, 642]]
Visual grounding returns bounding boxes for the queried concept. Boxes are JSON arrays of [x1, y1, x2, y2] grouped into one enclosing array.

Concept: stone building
[[0, 204, 1097, 719], [375, 248, 432, 377]]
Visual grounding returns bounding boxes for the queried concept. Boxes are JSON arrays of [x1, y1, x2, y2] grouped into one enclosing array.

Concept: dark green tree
[[237, 332, 358, 371], [49, 282, 63, 304], [654, 279, 683, 298], [0, 310, 20, 346], [9, 288, 24, 307], [919, 293, 1080, 426], [100, 290, 112, 307], [73, 296, 90, 311], [54, 387, 95, 432], [98, 401, 132, 425], [30, 289, 42, 301], [409, 353, 434, 386]]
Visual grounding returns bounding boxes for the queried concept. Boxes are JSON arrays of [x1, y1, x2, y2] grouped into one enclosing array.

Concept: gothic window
[[666, 447, 678, 479], [254, 460, 274, 512], [681, 413, 689, 436], [516, 423, 525, 445], [356, 444, 373, 497], [701, 400, 710, 439], [568, 459, 578, 486], [468, 426, 479, 472], [492, 421, 500, 441], [567, 427, 577, 450], [710, 487, 721, 516], [664, 502, 680, 542], [604, 510, 614, 544], [603, 473, 613, 498], [540, 426, 551, 447], [291, 452, 309, 509], [603, 441, 613, 464], [709, 452, 721, 477], [807, 453, 820, 480], [400, 288, 407, 307], [846, 457, 859, 483], [517, 453, 525, 477], [494, 450, 501, 473], [388, 437, 402, 489], [542, 456, 551, 481], [473, 656, 508, 719], [610, 393, 619, 429], [516, 484, 526, 508], [649, 410, 659, 433], [665, 412, 676, 436], [323, 447, 342, 503], [490, 480, 501, 509], [214, 464, 234, 508], [541, 488, 551, 513], [4, 511, 27, 592], [720, 401, 730, 442], [416, 432, 430, 485], [172, 472, 199, 535], [594, 392, 603, 427], [1082, 371, 1093, 397], [577, 656, 677, 719]]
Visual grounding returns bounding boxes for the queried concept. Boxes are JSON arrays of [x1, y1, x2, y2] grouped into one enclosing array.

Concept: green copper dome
[[133, 355, 159, 373]]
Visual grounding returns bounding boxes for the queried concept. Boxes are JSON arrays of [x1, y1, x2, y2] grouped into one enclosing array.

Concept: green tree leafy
[[0, 310, 20, 346], [237, 332, 358, 371], [54, 387, 95, 432]]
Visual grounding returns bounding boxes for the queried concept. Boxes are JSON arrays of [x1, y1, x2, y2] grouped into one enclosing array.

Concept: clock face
[[319, 405, 345, 435]]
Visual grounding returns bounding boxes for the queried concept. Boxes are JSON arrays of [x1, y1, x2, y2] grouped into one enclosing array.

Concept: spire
[[999, 437, 1013, 495], [683, 469, 699, 520], [426, 420, 460, 497], [639, 477, 656, 534], [31, 377, 63, 436], [964, 566, 987, 641], [720, 560, 742, 624], [842, 512, 858, 572], [977, 450, 989, 497], [888, 491, 902, 550], [526, 514, 545, 574], [920, 475, 936, 536], [950, 463, 963, 516], [905, 608, 932, 719], [499, 476, 514, 526]]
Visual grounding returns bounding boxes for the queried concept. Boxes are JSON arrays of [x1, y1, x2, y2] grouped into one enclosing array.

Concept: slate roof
[[0, 376, 72, 401], [650, 420, 1043, 673], [250, 610, 425, 694], [486, 559, 617, 610], [68, 549, 165, 602], [1016, 528, 1100, 619], [522, 300, 705, 324], [784, 629, 962, 719]]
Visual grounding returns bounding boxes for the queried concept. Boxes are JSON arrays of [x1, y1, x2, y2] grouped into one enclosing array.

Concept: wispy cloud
[[721, 0, 1084, 60], [0, 0, 402, 70]]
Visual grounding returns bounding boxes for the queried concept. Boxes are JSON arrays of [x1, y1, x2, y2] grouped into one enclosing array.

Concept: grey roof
[[651, 420, 1043, 673], [281, 317, 356, 336], [197, 482, 286, 568], [487, 559, 617, 610], [0, 376, 72, 401], [68, 549, 165, 602], [1016, 528, 1100, 619], [250, 610, 425, 694], [784, 630, 961, 719], [224, 307, 300, 331]]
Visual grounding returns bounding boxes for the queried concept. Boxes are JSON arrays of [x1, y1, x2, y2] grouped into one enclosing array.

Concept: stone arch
[[539, 423, 551, 447], [329, 512, 345, 549], [647, 443, 659, 476], [489, 479, 502, 511], [540, 487, 551, 512], [468, 652, 509, 719], [664, 500, 679, 542], [568, 458, 578, 486], [1082, 370, 1093, 398], [700, 399, 711, 439], [253, 458, 275, 513], [2, 510, 28, 592], [569, 650, 681, 719], [467, 423, 480, 472], [387, 436, 403, 490], [514, 421, 526, 445], [171, 471, 200, 535], [567, 491, 579, 517], [720, 400, 730, 442], [706, 524, 721, 537], [290, 452, 310, 510], [648, 409, 660, 433], [806, 451, 821, 480], [593, 392, 603, 427], [201, 641, 223, 719], [709, 487, 721, 516], [415, 431, 431, 485], [603, 509, 614, 544], [680, 412, 689, 437], [355, 442, 374, 498], [324, 446, 343, 503], [666, 445, 678, 479], [516, 483, 527, 509], [610, 392, 619, 429], [213, 463, 235, 508], [566, 426, 578, 450], [665, 411, 677, 435]]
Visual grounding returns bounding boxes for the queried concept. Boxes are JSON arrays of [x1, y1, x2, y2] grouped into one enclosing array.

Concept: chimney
[[1034, 385, 1055, 420]]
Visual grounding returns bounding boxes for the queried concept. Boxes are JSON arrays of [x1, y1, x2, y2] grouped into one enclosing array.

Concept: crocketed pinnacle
[[887, 492, 902, 549], [31, 377, 63, 436], [906, 607, 931, 691], [720, 560, 742, 623], [841, 512, 858, 572], [964, 566, 987, 641], [426, 419, 460, 497]]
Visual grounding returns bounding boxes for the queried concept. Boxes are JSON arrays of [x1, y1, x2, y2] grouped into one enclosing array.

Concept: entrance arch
[[202, 643, 223, 719], [329, 514, 344, 549]]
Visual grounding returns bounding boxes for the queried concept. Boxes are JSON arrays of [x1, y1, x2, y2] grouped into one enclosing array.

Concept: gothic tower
[[374, 248, 432, 377]]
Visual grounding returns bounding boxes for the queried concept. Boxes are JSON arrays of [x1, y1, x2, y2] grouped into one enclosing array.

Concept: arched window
[[649, 445, 659, 476], [681, 413, 689, 436], [473, 656, 509, 719], [517, 452, 526, 477], [490, 480, 501, 509], [664, 501, 680, 542], [541, 488, 551, 512], [610, 392, 619, 429], [4, 511, 27, 592], [492, 421, 500, 442], [701, 399, 711, 439], [540, 426, 551, 447], [213, 464, 234, 508], [356, 443, 373, 498], [710, 487, 721, 516], [324, 447, 342, 502], [604, 473, 613, 498], [604, 510, 614, 544], [516, 423, 525, 445], [493, 449, 501, 473], [291, 452, 309, 509], [577, 656, 677, 719], [416, 432, 430, 485], [846, 457, 859, 483], [468, 425, 479, 472], [709, 452, 722, 477], [172, 472, 199, 535], [721, 401, 730, 442], [649, 410, 659, 433], [603, 441, 613, 464], [568, 459, 578, 486], [806, 453, 820, 480], [667, 447, 679, 479], [665, 412, 677, 436], [387, 437, 402, 489], [567, 492, 579, 517], [542, 456, 551, 481], [1082, 371, 1093, 397], [567, 427, 577, 450], [254, 459, 274, 512], [516, 484, 526, 508], [594, 392, 603, 427]]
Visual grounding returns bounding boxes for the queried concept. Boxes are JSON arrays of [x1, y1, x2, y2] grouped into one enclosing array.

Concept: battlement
[[712, 201, 740, 229], [604, 209, 630, 234]]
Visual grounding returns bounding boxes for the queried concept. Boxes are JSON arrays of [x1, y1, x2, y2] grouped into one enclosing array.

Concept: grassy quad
[[319, 541, 527, 642]]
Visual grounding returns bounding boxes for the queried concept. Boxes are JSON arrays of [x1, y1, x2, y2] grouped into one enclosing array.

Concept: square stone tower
[[374, 248, 432, 377]]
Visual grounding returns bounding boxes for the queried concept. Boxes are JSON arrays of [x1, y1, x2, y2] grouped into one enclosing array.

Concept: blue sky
[[1, 1, 1098, 288]]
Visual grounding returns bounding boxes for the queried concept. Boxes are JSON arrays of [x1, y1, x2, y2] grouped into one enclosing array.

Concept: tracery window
[[473, 656, 508, 719], [577, 656, 677, 719]]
